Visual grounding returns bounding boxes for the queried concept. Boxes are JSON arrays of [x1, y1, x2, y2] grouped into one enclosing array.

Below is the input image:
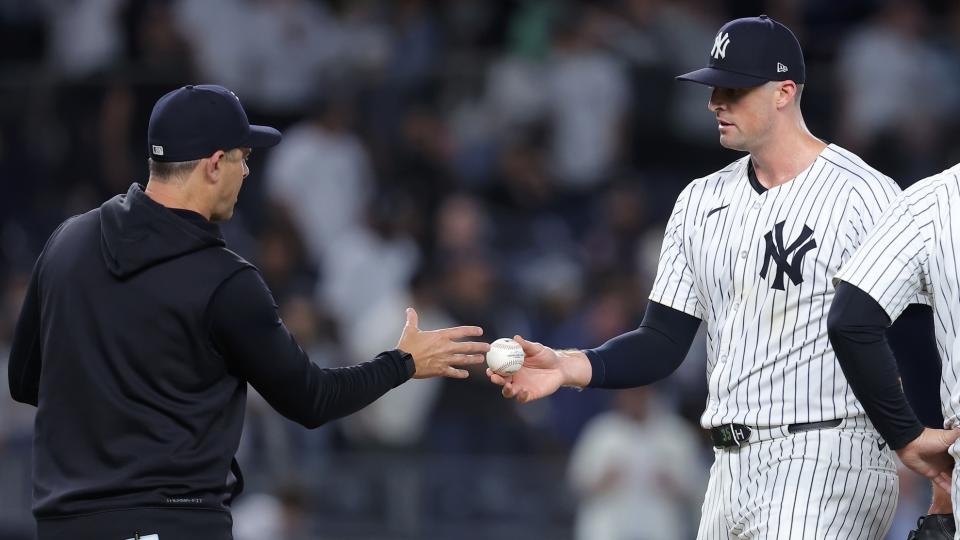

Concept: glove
[[907, 514, 955, 540]]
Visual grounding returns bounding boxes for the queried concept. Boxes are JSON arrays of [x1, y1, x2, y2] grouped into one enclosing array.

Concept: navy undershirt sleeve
[[828, 281, 925, 450], [585, 301, 701, 388], [208, 268, 415, 428], [888, 304, 943, 428]]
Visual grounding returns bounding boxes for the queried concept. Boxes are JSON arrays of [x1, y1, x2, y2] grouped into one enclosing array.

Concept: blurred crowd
[[1, 0, 959, 538]]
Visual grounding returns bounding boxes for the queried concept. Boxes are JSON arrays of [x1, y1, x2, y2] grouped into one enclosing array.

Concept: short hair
[[148, 158, 201, 182]]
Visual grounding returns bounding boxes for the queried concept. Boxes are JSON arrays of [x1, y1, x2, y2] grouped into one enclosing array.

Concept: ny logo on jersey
[[711, 32, 731, 60], [759, 221, 817, 290]]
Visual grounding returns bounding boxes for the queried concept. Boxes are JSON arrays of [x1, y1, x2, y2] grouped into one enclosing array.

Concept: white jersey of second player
[[650, 143, 901, 429], [835, 162, 960, 429]]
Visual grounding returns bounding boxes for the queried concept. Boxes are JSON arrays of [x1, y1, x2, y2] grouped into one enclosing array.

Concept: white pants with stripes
[[697, 419, 898, 540]]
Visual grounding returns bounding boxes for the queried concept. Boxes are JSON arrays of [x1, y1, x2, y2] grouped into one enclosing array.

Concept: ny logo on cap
[[711, 32, 731, 60]]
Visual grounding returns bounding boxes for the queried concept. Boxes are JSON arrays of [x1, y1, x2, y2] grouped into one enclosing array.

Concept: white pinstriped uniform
[[835, 163, 960, 526], [650, 144, 901, 539]]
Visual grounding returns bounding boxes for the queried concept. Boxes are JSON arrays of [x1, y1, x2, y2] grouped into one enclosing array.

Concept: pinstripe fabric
[[697, 424, 898, 539], [650, 144, 902, 429], [836, 163, 960, 430], [650, 144, 904, 539]]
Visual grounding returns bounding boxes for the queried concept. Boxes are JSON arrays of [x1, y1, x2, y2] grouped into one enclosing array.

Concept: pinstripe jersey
[[834, 163, 960, 429], [650, 144, 902, 429]]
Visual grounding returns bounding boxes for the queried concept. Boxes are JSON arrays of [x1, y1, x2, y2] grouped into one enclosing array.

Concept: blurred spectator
[[174, 0, 256, 95], [835, 0, 956, 182], [243, 0, 342, 115], [338, 269, 452, 449], [544, 4, 630, 190], [568, 386, 706, 540], [233, 482, 311, 540], [40, 0, 127, 79], [264, 90, 374, 266]]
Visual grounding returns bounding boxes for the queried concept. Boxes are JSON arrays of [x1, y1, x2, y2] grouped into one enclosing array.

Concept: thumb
[[514, 335, 540, 356], [405, 307, 419, 331], [938, 428, 960, 448]]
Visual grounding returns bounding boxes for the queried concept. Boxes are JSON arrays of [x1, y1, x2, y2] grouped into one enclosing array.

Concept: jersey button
[[740, 250, 748, 259], [753, 202, 761, 210], [732, 302, 740, 311]]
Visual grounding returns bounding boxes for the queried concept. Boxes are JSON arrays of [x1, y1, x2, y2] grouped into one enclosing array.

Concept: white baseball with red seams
[[486, 338, 525, 375]]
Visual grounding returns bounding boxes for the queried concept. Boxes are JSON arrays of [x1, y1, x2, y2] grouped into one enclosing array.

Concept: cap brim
[[676, 67, 769, 89], [242, 125, 282, 149]]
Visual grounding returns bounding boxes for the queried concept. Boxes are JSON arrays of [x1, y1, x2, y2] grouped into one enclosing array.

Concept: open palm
[[487, 335, 569, 403]]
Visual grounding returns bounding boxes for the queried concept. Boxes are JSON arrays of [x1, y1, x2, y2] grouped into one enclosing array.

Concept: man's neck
[[144, 177, 211, 220], [749, 127, 828, 190]]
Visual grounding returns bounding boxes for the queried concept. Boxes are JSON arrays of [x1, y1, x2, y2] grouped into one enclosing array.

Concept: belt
[[710, 419, 843, 449]]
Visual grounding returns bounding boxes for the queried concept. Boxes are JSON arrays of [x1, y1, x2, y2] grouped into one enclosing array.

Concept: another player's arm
[[828, 195, 957, 491]]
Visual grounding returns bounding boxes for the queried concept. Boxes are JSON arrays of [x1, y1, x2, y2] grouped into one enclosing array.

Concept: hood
[[100, 183, 225, 278]]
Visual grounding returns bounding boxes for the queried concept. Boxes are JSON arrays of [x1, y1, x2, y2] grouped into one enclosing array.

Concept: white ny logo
[[711, 32, 731, 60]]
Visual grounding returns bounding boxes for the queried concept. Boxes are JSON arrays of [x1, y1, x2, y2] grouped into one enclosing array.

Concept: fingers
[[444, 366, 470, 379], [935, 472, 952, 492], [501, 380, 518, 399], [487, 369, 509, 386], [439, 325, 485, 340], [448, 354, 485, 366], [938, 427, 960, 447], [445, 341, 491, 355], [514, 335, 542, 356], [405, 307, 419, 330]]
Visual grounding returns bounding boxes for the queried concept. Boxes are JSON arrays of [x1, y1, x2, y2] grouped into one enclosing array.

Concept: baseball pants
[[698, 417, 898, 539]]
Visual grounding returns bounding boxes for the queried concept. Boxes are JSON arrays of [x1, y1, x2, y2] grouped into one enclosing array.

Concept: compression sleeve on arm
[[208, 268, 415, 429], [585, 301, 701, 389], [827, 281, 924, 449], [888, 304, 943, 428]]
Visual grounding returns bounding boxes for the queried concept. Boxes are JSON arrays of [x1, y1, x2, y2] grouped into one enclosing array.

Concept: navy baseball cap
[[676, 15, 805, 89], [147, 84, 282, 162]]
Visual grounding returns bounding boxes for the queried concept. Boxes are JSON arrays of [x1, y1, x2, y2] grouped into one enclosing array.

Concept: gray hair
[[148, 158, 201, 182]]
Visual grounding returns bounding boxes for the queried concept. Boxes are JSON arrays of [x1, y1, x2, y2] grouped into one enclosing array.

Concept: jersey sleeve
[[834, 195, 931, 321], [843, 176, 900, 250], [649, 184, 703, 319]]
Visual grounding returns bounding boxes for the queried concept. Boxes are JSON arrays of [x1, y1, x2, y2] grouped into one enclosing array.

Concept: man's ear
[[203, 150, 227, 183], [775, 81, 797, 109]]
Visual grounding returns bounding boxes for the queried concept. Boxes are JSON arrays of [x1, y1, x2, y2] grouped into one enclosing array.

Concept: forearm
[[211, 269, 414, 428], [584, 301, 700, 389], [828, 282, 924, 449], [889, 304, 944, 428], [273, 349, 414, 428]]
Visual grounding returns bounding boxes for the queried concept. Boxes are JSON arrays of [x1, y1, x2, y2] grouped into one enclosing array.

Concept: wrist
[[558, 349, 592, 388]]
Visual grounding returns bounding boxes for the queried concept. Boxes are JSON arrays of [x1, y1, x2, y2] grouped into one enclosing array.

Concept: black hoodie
[[9, 183, 413, 521]]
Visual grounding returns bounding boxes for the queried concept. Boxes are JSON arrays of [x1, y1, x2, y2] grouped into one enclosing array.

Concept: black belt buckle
[[711, 423, 752, 448]]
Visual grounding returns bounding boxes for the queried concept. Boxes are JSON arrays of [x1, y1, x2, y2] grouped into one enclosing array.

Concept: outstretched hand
[[486, 335, 590, 403], [397, 308, 489, 379], [897, 428, 960, 492]]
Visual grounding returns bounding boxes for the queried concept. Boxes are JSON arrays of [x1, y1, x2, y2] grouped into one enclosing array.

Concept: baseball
[[487, 338, 525, 375]]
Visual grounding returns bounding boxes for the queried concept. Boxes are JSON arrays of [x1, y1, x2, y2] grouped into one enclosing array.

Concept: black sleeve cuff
[[384, 349, 416, 385], [584, 348, 606, 388]]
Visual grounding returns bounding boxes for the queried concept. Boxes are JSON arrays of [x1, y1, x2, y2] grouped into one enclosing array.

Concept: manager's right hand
[[397, 307, 489, 379]]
